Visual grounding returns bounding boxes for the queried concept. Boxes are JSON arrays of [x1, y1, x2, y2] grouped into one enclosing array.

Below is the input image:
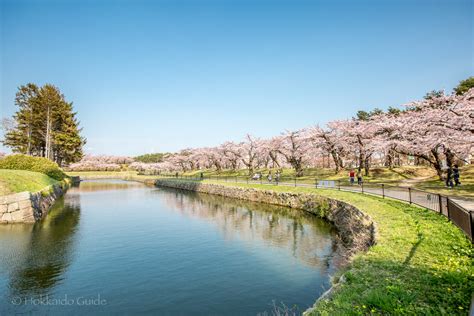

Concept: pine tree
[[3, 84, 40, 154], [52, 101, 86, 165], [2, 83, 86, 165]]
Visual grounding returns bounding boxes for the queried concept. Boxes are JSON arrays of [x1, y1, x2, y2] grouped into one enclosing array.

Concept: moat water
[[0, 180, 341, 315]]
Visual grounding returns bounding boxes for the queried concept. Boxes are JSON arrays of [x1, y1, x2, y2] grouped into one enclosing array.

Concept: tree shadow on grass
[[402, 233, 424, 266]]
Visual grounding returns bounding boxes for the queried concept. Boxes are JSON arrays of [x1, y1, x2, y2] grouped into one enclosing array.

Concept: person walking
[[357, 170, 363, 185], [349, 169, 355, 185], [446, 168, 454, 188], [267, 172, 272, 182], [453, 165, 461, 186]]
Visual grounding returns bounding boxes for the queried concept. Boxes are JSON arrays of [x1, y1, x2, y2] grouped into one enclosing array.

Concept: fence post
[[470, 211, 474, 242], [408, 187, 412, 204], [382, 184, 385, 198], [361, 182, 364, 194], [338, 180, 341, 190], [246, 177, 249, 184], [446, 198, 451, 220], [438, 194, 443, 214], [315, 178, 318, 188], [294, 177, 297, 187]]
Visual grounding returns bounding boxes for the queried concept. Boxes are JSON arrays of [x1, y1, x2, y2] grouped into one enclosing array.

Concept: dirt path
[[398, 176, 433, 187]]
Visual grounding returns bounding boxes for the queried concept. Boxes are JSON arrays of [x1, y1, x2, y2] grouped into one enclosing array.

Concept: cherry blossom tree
[[220, 141, 242, 171], [135, 88, 472, 179], [327, 119, 379, 176], [369, 89, 473, 179], [239, 135, 261, 175], [258, 138, 282, 170], [306, 126, 345, 173], [67, 155, 134, 171], [274, 129, 311, 176]]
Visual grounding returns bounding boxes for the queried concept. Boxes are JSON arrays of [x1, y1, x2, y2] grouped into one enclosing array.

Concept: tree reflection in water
[[0, 193, 81, 302], [152, 188, 346, 272]]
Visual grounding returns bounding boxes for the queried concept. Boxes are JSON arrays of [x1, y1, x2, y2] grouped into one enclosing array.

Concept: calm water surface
[[0, 180, 341, 315]]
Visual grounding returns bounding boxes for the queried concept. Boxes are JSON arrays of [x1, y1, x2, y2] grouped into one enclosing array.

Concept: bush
[[0, 154, 67, 180]]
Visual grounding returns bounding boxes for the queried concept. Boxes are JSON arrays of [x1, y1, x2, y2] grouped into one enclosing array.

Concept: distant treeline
[[134, 153, 169, 163]]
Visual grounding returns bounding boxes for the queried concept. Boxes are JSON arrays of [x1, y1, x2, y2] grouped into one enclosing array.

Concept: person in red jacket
[[349, 169, 355, 185]]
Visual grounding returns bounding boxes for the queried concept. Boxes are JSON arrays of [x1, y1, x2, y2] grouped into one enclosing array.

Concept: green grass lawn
[[197, 180, 473, 315], [0, 169, 59, 195]]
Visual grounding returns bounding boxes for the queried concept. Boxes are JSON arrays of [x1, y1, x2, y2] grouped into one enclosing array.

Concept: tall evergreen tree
[[2, 83, 86, 165], [3, 84, 40, 154]]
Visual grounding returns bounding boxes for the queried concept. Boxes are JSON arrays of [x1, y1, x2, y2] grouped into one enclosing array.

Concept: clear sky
[[0, 0, 472, 156]]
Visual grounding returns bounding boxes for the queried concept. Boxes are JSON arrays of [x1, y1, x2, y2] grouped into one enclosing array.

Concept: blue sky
[[0, 0, 472, 156]]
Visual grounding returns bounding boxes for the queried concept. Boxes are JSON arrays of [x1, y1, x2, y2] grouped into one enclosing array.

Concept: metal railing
[[154, 173, 474, 242]]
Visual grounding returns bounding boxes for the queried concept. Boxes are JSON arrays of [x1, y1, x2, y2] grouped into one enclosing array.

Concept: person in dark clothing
[[356, 170, 363, 185], [446, 168, 454, 188], [453, 165, 461, 186], [200, 172, 204, 180]]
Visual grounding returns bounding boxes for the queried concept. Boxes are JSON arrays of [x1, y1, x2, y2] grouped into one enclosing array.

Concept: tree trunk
[[45, 106, 53, 160], [385, 148, 394, 168], [430, 149, 444, 180], [364, 157, 370, 176], [269, 152, 280, 169], [358, 151, 364, 173], [330, 150, 340, 173], [26, 127, 32, 156], [294, 159, 303, 177]]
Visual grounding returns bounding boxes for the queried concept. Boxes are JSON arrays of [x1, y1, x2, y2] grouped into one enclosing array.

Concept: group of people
[[252, 171, 281, 182], [446, 165, 461, 188], [348, 169, 363, 185]]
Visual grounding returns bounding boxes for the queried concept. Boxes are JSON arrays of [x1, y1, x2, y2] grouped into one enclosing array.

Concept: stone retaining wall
[[155, 180, 376, 252], [0, 181, 70, 224]]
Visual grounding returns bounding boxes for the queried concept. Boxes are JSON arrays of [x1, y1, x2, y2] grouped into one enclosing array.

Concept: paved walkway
[[451, 197, 474, 212], [207, 177, 474, 212]]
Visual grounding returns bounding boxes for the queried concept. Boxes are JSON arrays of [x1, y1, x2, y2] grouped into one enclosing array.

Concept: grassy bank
[[0, 169, 59, 195], [192, 180, 472, 314]]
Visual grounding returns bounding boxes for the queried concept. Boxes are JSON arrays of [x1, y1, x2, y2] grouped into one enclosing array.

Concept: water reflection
[[154, 188, 344, 271], [68, 179, 145, 193], [0, 194, 80, 302], [0, 180, 342, 315]]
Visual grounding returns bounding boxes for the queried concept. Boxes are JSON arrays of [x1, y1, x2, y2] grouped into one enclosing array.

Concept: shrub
[[0, 154, 67, 180]]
